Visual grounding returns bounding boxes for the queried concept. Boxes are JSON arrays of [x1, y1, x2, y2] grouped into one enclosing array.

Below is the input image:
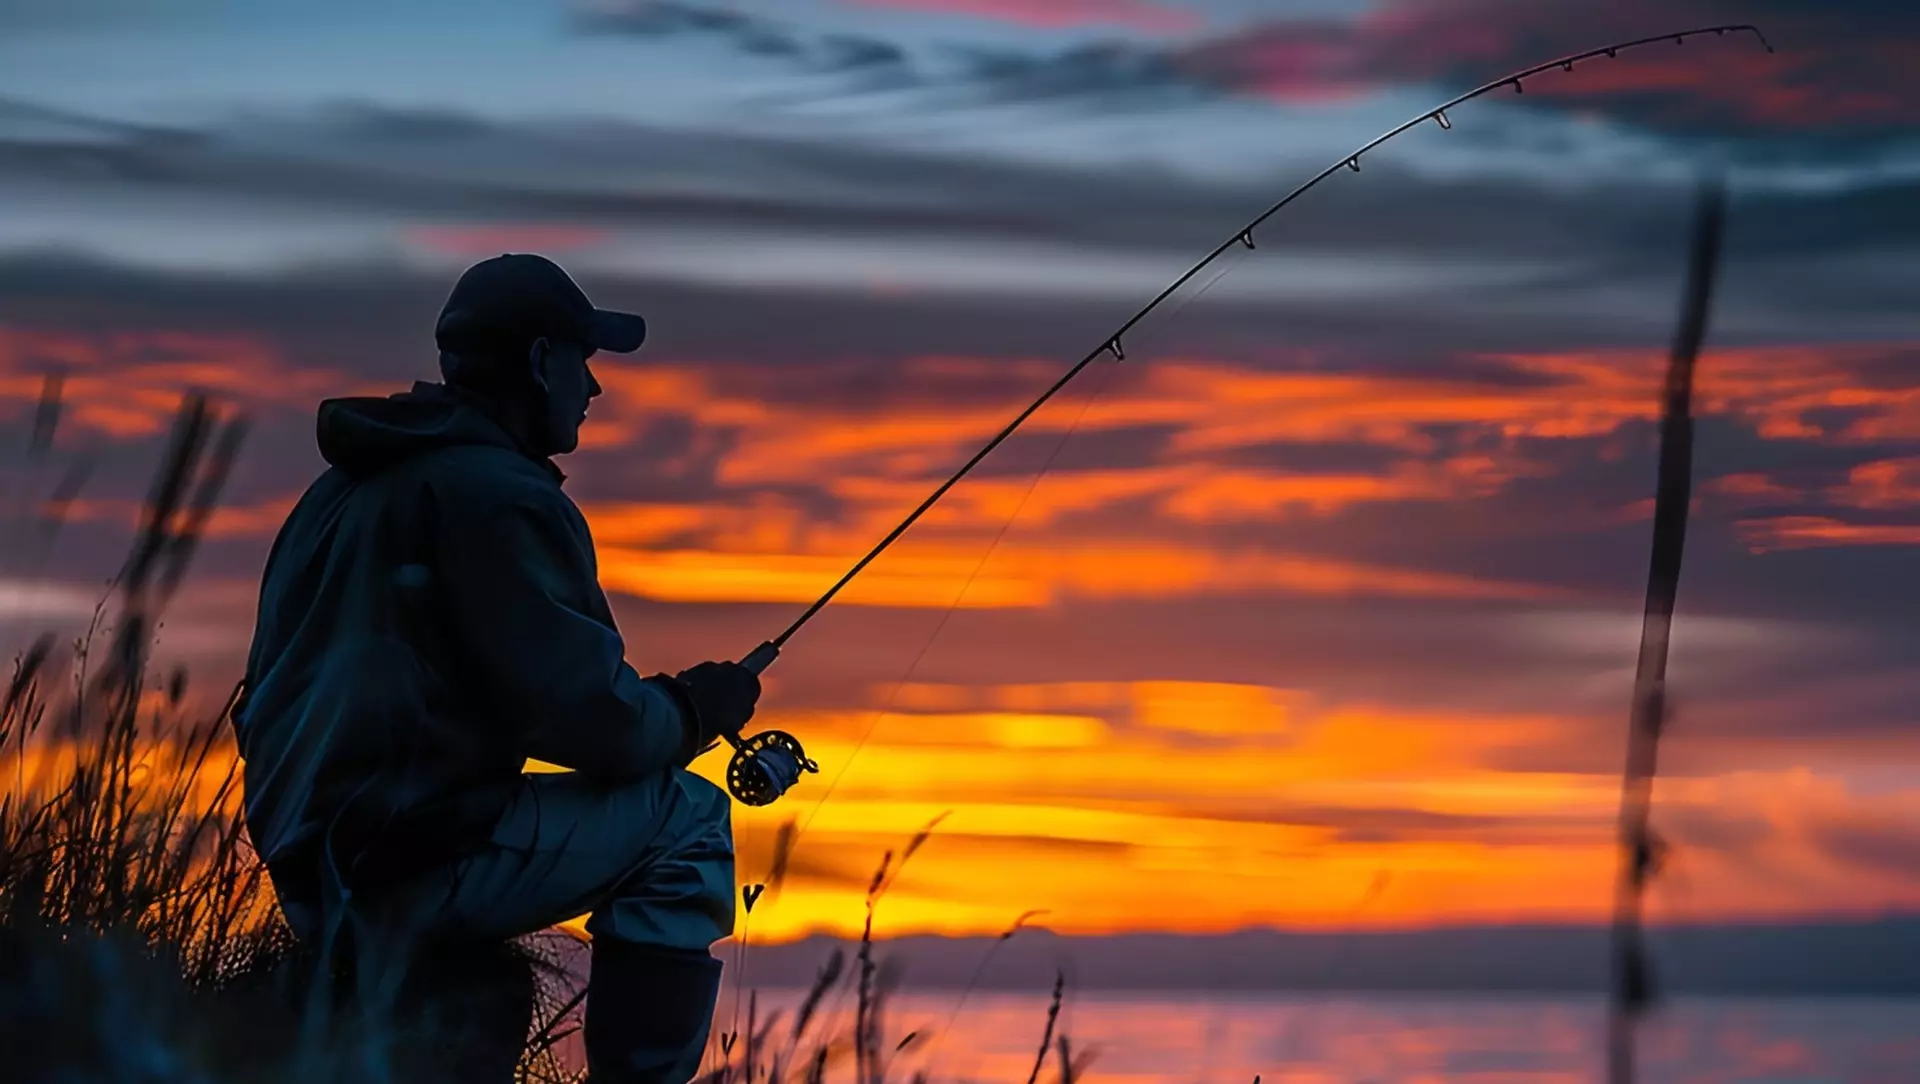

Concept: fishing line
[[722, 349, 1125, 1052], [724, 244, 1247, 1051], [739, 238, 1254, 951], [763, 244, 1255, 1075], [776, 239, 1252, 861]]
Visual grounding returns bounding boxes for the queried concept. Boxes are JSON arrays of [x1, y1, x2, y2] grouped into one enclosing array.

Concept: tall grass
[[692, 813, 1078, 1084], [0, 390, 321, 1080], [0, 387, 1080, 1084]]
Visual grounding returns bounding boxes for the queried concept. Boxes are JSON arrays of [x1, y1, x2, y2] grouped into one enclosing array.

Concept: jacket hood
[[316, 381, 559, 479]]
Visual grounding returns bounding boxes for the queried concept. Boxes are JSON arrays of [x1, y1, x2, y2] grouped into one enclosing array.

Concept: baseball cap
[[434, 253, 646, 361]]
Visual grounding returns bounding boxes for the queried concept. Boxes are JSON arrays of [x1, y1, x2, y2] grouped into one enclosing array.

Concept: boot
[[584, 941, 724, 1084], [397, 942, 536, 1084]]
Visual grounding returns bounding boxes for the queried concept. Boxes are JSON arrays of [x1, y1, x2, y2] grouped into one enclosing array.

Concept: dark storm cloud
[[572, 0, 1208, 110], [572, 0, 912, 82], [4, 95, 1918, 358], [924, 39, 1206, 110], [0, 93, 1087, 242], [573, 0, 799, 50]]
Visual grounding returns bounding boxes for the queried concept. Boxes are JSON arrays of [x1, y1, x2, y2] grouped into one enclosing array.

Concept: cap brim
[[589, 309, 648, 354]]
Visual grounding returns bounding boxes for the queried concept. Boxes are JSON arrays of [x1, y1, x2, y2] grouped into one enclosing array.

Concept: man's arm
[[436, 493, 693, 779]]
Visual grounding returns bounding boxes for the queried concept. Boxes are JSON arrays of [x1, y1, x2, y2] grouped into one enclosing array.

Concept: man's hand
[[669, 660, 762, 748]]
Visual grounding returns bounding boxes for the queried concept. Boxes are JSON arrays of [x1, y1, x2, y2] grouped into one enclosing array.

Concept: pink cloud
[[404, 224, 610, 258], [1170, 0, 1916, 129], [845, 0, 1199, 33]]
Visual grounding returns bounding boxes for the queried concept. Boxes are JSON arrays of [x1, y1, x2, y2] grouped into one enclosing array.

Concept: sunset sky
[[1, 0, 1917, 943]]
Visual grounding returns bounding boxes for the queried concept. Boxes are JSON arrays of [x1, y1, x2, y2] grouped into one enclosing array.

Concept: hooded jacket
[[234, 381, 692, 902]]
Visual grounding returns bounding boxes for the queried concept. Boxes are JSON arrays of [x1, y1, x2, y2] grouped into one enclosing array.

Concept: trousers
[[284, 767, 737, 952], [431, 767, 737, 952], [282, 767, 736, 1083]]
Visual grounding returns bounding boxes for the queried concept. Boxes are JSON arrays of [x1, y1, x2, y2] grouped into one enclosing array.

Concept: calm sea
[[700, 990, 1920, 1084]]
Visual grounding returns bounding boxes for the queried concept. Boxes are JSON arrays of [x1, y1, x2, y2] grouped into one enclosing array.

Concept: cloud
[[571, 0, 924, 92], [10, 303, 1919, 648], [1175, 0, 1916, 139], [844, 0, 1200, 34], [572, 0, 811, 56], [8, 86, 1920, 334], [706, 681, 1920, 938], [403, 224, 613, 257], [48, 495, 297, 540], [571, 0, 1912, 147], [1816, 816, 1920, 881], [591, 537, 1568, 608], [1831, 456, 1920, 510], [0, 577, 103, 620], [0, 326, 357, 438], [586, 345, 1920, 525], [1736, 515, 1920, 552], [1708, 456, 1920, 551], [572, 2, 1226, 112]]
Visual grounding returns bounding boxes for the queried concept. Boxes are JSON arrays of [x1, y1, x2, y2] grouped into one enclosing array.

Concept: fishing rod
[[707, 23, 1775, 806]]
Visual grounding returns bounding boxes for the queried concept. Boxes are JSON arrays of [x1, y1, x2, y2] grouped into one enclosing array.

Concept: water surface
[[707, 990, 1920, 1084]]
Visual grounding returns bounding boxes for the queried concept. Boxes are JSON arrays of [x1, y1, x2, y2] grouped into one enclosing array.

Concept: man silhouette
[[234, 254, 760, 1083]]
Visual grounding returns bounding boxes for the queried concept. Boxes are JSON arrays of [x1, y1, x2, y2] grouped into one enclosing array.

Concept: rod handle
[[741, 641, 780, 676], [718, 642, 782, 752]]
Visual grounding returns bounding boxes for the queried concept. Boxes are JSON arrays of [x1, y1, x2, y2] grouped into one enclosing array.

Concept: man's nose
[[588, 369, 603, 399]]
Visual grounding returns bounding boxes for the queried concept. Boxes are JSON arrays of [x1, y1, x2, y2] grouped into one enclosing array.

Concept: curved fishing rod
[[708, 23, 1776, 804]]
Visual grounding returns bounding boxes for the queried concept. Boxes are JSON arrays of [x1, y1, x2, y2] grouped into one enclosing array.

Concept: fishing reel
[[719, 640, 820, 807], [724, 728, 819, 807]]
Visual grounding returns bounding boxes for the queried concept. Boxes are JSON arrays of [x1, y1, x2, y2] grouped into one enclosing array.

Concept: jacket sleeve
[[435, 488, 693, 780]]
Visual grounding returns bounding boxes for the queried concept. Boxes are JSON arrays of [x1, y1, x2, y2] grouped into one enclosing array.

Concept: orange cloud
[[0, 326, 359, 438], [560, 343, 1920, 611], [1833, 456, 1920, 510], [688, 681, 1920, 940], [585, 498, 816, 551], [1706, 458, 1920, 552], [595, 344, 1918, 509], [828, 458, 1526, 530], [1736, 516, 1920, 553], [1706, 472, 1805, 505], [593, 538, 1566, 609], [52, 496, 299, 540]]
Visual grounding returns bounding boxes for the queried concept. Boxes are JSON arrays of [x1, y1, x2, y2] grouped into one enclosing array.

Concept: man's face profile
[[530, 335, 602, 456]]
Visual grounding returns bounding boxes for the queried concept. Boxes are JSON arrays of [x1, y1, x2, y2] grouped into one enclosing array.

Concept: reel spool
[[726, 729, 819, 807]]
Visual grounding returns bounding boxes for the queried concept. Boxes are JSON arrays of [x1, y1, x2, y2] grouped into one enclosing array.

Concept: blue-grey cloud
[[570, 0, 1920, 159]]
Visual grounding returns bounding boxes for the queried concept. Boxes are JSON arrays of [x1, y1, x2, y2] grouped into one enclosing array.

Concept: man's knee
[[584, 772, 736, 951], [679, 771, 732, 839], [667, 772, 736, 941]]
